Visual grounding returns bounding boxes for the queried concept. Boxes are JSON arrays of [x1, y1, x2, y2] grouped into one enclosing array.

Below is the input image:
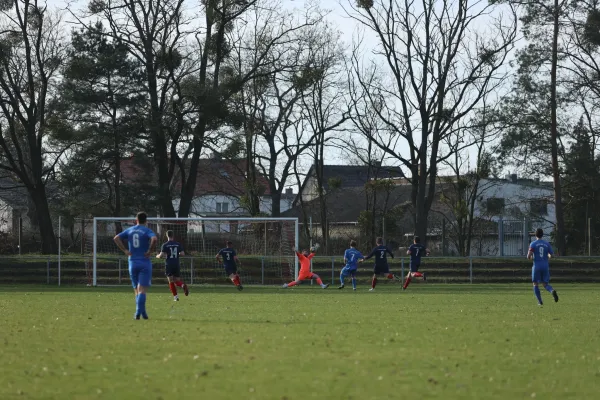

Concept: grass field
[[1, 283, 599, 400]]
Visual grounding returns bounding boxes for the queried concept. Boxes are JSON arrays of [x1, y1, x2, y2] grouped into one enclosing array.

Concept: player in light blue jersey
[[528, 228, 559, 306], [339, 240, 364, 290], [113, 212, 158, 319]]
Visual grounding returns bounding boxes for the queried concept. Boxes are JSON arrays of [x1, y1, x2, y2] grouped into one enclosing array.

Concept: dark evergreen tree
[[54, 23, 150, 227]]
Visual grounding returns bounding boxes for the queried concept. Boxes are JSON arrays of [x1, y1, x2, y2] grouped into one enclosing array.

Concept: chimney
[[285, 188, 293, 196], [510, 174, 517, 183]]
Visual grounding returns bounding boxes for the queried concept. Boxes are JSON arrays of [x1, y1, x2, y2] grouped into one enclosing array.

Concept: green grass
[[1, 284, 599, 400]]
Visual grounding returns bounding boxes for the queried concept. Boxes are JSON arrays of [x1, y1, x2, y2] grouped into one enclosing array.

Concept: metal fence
[[2, 255, 600, 286]]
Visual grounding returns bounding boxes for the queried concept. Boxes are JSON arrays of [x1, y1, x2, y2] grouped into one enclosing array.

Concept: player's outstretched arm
[[156, 251, 166, 259], [364, 249, 375, 260], [113, 235, 131, 256], [386, 247, 394, 258]]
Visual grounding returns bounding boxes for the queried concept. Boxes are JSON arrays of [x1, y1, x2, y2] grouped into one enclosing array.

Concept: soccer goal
[[85, 217, 299, 286]]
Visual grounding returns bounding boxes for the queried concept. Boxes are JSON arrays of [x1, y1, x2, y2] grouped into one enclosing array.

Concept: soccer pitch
[[1, 284, 599, 400]]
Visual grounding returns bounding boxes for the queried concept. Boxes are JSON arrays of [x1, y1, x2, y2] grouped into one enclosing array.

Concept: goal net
[[85, 217, 299, 286]]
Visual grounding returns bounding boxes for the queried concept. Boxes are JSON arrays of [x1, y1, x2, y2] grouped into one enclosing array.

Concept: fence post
[[58, 216, 61, 287], [190, 257, 194, 285], [261, 257, 265, 285], [331, 256, 335, 285], [498, 217, 504, 256], [118, 258, 122, 284], [47, 258, 50, 284], [469, 256, 473, 284], [401, 258, 404, 282]]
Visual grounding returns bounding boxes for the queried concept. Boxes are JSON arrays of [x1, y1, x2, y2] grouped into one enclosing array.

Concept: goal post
[[90, 217, 299, 286]]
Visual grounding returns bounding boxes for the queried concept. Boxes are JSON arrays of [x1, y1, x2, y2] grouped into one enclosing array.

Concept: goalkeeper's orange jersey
[[296, 252, 315, 274]]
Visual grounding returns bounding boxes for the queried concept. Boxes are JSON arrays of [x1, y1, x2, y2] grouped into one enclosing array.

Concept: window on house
[[486, 197, 505, 214], [216, 202, 229, 213], [530, 199, 548, 215]]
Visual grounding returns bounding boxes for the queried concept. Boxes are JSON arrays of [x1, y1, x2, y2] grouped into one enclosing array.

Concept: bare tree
[[229, 7, 335, 217], [345, 0, 517, 243], [299, 23, 349, 250], [438, 104, 499, 256], [0, 0, 66, 253]]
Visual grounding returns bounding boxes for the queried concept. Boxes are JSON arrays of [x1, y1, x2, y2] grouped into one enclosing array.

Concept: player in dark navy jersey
[[364, 237, 398, 291], [113, 212, 157, 319], [156, 230, 189, 301], [216, 241, 243, 291], [403, 236, 429, 290]]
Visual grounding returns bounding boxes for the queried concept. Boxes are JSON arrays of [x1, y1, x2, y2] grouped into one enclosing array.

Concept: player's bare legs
[[135, 284, 149, 319], [370, 273, 397, 290], [167, 275, 178, 300], [167, 275, 188, 300], [403, 271, 426, 290], [229, 273, 243, 291], [283, 274, 329, 289], [534, 282, 558, 305]]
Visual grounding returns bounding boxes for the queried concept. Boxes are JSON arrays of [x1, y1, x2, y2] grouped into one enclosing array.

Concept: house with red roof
[[120, 156, 295, 217]]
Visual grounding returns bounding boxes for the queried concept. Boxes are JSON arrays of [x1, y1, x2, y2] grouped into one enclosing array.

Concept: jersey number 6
[[132, 234, 140, 248]]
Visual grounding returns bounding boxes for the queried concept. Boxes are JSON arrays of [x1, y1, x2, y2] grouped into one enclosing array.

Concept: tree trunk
[[271, 190, 281, 218], [29, 186, 57, 254], [550, 0, 566, 255], [178, 135, 203, 218], [414, 161, 429, 244]]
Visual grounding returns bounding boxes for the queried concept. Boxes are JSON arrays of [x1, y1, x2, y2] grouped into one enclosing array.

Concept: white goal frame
[[91, 217, 299, 286]]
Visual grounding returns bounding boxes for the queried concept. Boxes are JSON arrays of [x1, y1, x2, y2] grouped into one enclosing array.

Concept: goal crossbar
[[91, 217, 299, 286]]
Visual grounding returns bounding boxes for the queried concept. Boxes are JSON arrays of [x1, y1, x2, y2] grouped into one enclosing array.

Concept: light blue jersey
[[118, 225, 157, 261], [344, 248, 364, 270]]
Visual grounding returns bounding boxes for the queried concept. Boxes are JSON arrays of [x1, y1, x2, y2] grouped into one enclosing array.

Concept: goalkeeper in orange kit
[[282, 245, 329, 289]]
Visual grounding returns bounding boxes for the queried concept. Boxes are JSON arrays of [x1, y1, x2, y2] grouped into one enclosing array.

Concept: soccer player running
[[528, 228, 559, 306], [364, 237, 398, 291], [156, 230, 189, 301], [113, 212, 158, 320], [282, 246, 329, 289], [216, 241, 243, 291], [339, 240, 364, 291], [403, 236, 430, 290]]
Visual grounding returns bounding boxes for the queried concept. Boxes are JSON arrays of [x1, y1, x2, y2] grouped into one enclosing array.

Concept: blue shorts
[[410, 262, 420, 273], [341, 266, 357, 277], [129, 259, 152, 288], [532, 266, 550, 283]]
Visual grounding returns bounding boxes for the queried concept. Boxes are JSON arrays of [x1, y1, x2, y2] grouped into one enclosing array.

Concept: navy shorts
[[410, 262, 420, 273], [165, 264, 181, 277], [224, 265, 237, 275], [374, 264, 390, 274]]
